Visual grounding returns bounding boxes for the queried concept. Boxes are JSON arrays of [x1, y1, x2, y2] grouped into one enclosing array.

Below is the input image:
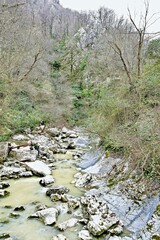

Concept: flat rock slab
[[77, 149, 103, 169], [23, 160, 51, 176]]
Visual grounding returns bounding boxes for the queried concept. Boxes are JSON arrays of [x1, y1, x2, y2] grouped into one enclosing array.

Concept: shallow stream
[[0, 157, 83, 240]]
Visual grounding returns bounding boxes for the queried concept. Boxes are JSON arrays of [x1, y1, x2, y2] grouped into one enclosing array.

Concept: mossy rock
[[152, 235, 160, 240], [155, 204, 160, 217], [9, 212, 20, 218], [0, 218, 10, 224], [0, 233, 10, 239]]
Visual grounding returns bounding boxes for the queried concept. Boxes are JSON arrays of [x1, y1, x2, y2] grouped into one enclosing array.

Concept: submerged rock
[[29, 207, 59, 225], [23, 160, 51, 176], [52, 234, 67, 240]]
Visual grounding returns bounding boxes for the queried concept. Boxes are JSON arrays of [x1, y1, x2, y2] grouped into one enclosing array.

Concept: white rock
[[23, 160, 51, 176], [29, 207, 59, 225], [12, 134, 29, 141], [39, 175, 54, 186], [58, 218, 78, 231], [78, 230, 92, 240]]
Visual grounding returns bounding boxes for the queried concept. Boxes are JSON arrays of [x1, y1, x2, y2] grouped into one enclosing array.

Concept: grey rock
[[50, 193, 62, 202], [75, 173, 97, 188], [47, 128, 60, 137], [39, 175, 54, 186], [0, 190, 10, 198], [12, 134, 29, 141], [77, 149, 103, 169], [29, 207, 59, 225], [57, 218, 78, 231], [19, 171, 33, 177], [46, 186, 69, 196], [23, 160, 51, 176], [81, 195, 123, 236], [0, 142, 8, 162], [12, 147, 37, 162], [0, 182, 10, 189]]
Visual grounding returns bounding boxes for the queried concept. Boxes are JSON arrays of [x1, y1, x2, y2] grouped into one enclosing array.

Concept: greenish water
[[0, 160, 83, 240]]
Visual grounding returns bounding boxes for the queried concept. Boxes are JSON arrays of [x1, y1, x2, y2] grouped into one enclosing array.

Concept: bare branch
[[19, 51, 42, 81]]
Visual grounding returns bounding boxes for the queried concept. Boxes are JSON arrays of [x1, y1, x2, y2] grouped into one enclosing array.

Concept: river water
[[0, 157, 83, 240]]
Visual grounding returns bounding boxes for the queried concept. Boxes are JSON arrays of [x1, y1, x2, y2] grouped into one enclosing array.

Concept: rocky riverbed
[[0, 125, 159, 240]]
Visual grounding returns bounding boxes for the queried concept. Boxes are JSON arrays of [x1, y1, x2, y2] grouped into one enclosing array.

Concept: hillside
[[0, 0, 159, 191]]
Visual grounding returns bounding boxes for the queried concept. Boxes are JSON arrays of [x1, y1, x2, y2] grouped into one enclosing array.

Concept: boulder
[[23, 160, 51, 176], [12, 147, 37, 162], [29, 207, 59, 225], [39, 175, 55, 186], [46, 128, 60, 137], [57, 218, 78, 231]]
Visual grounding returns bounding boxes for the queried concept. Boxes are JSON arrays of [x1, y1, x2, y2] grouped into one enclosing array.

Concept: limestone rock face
[[29, 207, 59, 225], [81, 195, 123, 236]]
